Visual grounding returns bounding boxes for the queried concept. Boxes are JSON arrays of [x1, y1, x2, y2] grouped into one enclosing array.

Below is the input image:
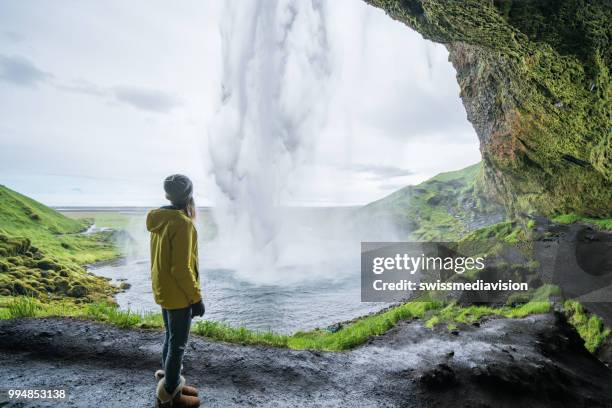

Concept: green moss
[[0, 185, 120, 302], [552, 213, 612, 230], [564, 300, 610, 353], [425, 299, 551, 329], [458, 220, 528, 257], [505, 301, 551, 317]]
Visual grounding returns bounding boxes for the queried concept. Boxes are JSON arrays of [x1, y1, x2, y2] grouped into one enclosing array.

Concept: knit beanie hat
[[164, 174, 193, 205]]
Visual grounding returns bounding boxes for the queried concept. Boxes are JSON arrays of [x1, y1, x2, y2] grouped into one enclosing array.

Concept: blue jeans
[[161, 307, 192, 394]]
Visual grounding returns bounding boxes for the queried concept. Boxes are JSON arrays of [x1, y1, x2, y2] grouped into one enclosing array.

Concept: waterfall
[[208, 0, 332, 277]]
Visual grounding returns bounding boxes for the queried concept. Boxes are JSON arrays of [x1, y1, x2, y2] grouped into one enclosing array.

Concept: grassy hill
[[0, 185, 119, 302], [0, 185, 87, 233], [363, 163, 505, 241]]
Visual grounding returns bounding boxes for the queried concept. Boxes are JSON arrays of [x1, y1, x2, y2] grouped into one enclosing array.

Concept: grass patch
[[0, 295, 553, 352], [564, 300, 611, 353], [552, 214, 612, 230], [6, 296, 40, 318], [288, 301, 442, 351], [84, 302, 142, 328], [424, 285, 556, 328], [193, 320, 289, 348], [424, 300, 551, 328]]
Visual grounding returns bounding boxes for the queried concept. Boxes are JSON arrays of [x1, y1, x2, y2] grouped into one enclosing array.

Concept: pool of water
[[92, 259, 387, 333], [91, 207, 395, 333]]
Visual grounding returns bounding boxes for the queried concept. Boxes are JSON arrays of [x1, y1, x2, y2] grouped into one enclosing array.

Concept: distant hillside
[[0, 185, 88, 235], [0, 185, 118, 301], [363, 163, 505, 241]]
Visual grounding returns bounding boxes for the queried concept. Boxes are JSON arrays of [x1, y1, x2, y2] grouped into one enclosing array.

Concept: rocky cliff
[[366, 0, 611, 217]]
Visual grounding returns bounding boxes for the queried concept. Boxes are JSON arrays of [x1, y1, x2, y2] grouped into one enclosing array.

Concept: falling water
[[91, 0, 411, 329], [208, 0, 333, 279]]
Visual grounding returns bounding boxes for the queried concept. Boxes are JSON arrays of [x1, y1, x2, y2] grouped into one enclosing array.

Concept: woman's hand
[[191, 299, 205, 318]]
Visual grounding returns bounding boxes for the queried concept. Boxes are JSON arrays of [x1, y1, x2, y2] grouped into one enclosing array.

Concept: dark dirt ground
[[0, 313, 611, 408]]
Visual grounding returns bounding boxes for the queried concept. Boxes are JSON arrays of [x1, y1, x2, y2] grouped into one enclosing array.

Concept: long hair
[[173, 196, 196, 220], [184, 197, 196, 220]]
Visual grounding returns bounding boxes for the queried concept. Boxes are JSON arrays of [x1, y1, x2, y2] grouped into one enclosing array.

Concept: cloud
[[3, 31, 24, 43], [113, 86, 181, 113], [0, 54, 53, 87], [339, 163, 413, 179], [1, 53, 182, 114], [56, 79, 106, 97], [60, 80, 182, 114]]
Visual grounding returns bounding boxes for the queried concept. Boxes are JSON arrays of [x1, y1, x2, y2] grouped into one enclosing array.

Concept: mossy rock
[[118, 282, 131, 290], [20, 258, 36, 268], [0, 236, 31, 256], [68, 284, 88, 298], [7, 257, 22, 266], [366, 0, 611, 217], [36, 259, 61, 271], [38, 277, 50, 285], [11, 280, 34, 296], [54, 279, 70, 294]]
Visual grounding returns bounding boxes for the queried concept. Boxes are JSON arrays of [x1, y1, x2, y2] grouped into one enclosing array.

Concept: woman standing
[[147, 174, 205, 408]]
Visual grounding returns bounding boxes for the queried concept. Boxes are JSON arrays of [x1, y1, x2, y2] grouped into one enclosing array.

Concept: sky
[[0, 0, 480, 207]]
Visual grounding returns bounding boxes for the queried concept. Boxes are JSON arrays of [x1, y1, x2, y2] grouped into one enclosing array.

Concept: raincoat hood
[[146, 208, 188, 233]]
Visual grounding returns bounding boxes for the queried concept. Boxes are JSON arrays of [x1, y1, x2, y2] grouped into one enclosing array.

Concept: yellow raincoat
[[146, 208, 201, 310]]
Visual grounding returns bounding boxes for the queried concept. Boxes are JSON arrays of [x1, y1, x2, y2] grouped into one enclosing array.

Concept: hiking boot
[[155, 370, 198, 397], [156, 377, 201, 407], [155, 392, 200, 408]]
